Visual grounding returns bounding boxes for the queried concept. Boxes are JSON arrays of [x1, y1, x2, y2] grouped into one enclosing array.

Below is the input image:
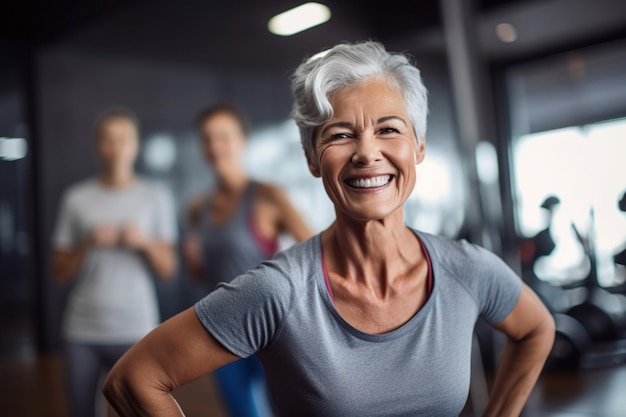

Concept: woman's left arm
[[483, 284, 555, 417]]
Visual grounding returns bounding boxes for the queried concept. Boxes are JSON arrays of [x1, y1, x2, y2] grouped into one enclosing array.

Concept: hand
[[183, 235, 204, 282], [90, 225, 120, 247], [120, 224, 150, 250], [183, 235, 202, 265]]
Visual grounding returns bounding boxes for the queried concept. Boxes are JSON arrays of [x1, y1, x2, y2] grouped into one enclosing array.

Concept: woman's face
[[200, 112, 246, 176], [96, 117, 139, 172], [311, 78, 425, 222]]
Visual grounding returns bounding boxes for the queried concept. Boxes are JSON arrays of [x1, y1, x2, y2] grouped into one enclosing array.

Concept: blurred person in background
[[51, 107, 178, 417], [182, 101, 312, 417], [104, 41, 554, 417]]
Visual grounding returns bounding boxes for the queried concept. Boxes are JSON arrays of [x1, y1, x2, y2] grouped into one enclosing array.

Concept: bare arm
[[270, 186, 313, 242], [139, 240, 177, 281], [52, 224, 119, 283], [52, 244, 91, 284], [121, 224, 177, 281], [483, 284, 555, 417], [103, 307, 239, 417], [182, 195, 206, 282]]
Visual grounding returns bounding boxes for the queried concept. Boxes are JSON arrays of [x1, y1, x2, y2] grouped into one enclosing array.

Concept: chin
[[340, 204, 402, 223]]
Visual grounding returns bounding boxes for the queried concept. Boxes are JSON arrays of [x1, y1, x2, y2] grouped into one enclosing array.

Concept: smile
[[345, 175, 392, 189]]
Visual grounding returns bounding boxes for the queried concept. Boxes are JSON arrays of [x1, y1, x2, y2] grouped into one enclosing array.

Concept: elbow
[[520, 310, 556, 358], [508, 310, 556, 355], [103, 366, 135, 407], [542, 312, 557, 350], [103, 363, 152, 412]]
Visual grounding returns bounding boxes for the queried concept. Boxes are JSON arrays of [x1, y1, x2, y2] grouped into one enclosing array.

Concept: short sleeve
[[194, 260, 294, 358], [152, 185, 178, 243], [52, 190, 78, 249], [468, 243, 522, 324]]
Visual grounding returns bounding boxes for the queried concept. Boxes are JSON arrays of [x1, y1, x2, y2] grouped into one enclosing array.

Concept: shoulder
[[417, 231, 515, 289], [418, 231, 501, 271], [417, 230, 522, 319], [61, 178, 98, 206], [134, 179, 176, 209], [273, 234, 318, 267], [201, 237, 320, 311], [135, 177, 171, 197], [254, 182, 287, 204], [249, 234, 319, 289]]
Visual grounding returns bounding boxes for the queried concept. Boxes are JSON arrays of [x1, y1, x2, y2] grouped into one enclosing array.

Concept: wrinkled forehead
[[324, 78, 409, 124]]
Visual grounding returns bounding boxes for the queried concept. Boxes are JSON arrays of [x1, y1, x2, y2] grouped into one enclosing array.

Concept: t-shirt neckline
[[314, 229, 438, 342]]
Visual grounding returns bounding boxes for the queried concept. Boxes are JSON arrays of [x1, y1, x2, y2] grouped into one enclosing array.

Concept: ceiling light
[[0, 137, 28, 161], [268, 2, 331, 36], [495, 22, 518, 43]]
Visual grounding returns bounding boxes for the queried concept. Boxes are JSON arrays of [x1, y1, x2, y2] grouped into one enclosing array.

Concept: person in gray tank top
[[105, 42, 556, 417], [182, 102, 312, 417]]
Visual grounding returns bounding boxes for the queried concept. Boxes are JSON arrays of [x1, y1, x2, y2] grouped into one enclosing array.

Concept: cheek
[[229, 138, 246, 156], [387, 140, 417, 173], [318, 145, 351, 178]]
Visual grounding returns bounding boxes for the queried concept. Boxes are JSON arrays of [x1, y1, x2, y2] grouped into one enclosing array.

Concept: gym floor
[[1, 314, 625, 417]]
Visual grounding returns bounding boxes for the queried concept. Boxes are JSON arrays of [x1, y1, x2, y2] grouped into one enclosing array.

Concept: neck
[[216, 167, 248, 193], [324, 209, 420, 288], [100, 167, 134, 188]]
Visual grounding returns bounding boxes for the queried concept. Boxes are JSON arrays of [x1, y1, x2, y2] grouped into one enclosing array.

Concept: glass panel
[[511, 118, 626, 287]]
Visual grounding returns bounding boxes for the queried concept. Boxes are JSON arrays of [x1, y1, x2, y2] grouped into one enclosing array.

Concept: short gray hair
[[290, 41, 428, 159]]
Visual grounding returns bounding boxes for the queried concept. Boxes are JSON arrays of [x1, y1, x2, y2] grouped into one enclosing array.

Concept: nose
[[352, 133, 382, 166]]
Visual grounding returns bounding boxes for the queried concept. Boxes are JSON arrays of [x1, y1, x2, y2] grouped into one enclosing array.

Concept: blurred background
[[1, 0, 626, 416]]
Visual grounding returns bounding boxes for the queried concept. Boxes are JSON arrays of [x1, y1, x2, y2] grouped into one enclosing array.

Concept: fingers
[[90, 224, 150, 249], [91, 224, 120, 246]]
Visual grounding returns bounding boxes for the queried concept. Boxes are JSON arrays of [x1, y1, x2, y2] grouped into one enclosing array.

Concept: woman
[[52, 107, 177, 417], [183, 102, 312, 417], [104, 41, 555, 417]]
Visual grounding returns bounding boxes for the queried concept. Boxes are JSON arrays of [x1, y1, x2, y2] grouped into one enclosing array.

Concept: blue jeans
[[213, 355, 273, 417], [63, 342, 132, 417]]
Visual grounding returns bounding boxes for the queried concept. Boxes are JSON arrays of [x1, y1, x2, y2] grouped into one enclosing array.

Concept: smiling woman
[[103, 41, 555, 417]]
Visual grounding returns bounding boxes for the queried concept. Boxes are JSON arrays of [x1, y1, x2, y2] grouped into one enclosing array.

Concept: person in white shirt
[[51, 107, 178, 417]]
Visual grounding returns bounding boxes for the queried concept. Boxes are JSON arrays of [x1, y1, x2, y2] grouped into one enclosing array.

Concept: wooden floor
[[1, 313, 626, 417], [2, 351, 626, 417], [0, 352, 229, 417]]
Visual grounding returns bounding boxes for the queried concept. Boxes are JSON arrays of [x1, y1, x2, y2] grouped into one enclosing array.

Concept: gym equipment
[[549, 313, 591, 370], [544, 210, 626, 369]]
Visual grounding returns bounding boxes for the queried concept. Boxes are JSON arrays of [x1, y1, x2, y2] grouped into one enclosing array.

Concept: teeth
[[348, 175, 391, 189]]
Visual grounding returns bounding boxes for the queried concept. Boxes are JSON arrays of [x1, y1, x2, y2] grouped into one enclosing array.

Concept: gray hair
[[290, 41, 428, 159]]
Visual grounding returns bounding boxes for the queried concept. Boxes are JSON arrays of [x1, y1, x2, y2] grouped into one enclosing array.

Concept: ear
[[414, 134, 426, 165], [306, 151, 321, 178]]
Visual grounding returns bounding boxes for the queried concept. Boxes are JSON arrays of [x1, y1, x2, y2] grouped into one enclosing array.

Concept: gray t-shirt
[[53, 177, 177, 344], [195, 230, 521, 417]]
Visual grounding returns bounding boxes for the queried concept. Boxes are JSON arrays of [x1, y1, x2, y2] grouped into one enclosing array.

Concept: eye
[[379, 127, 400, 135], [322, 132, 352, 143], [330, 132, 351, 140]]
